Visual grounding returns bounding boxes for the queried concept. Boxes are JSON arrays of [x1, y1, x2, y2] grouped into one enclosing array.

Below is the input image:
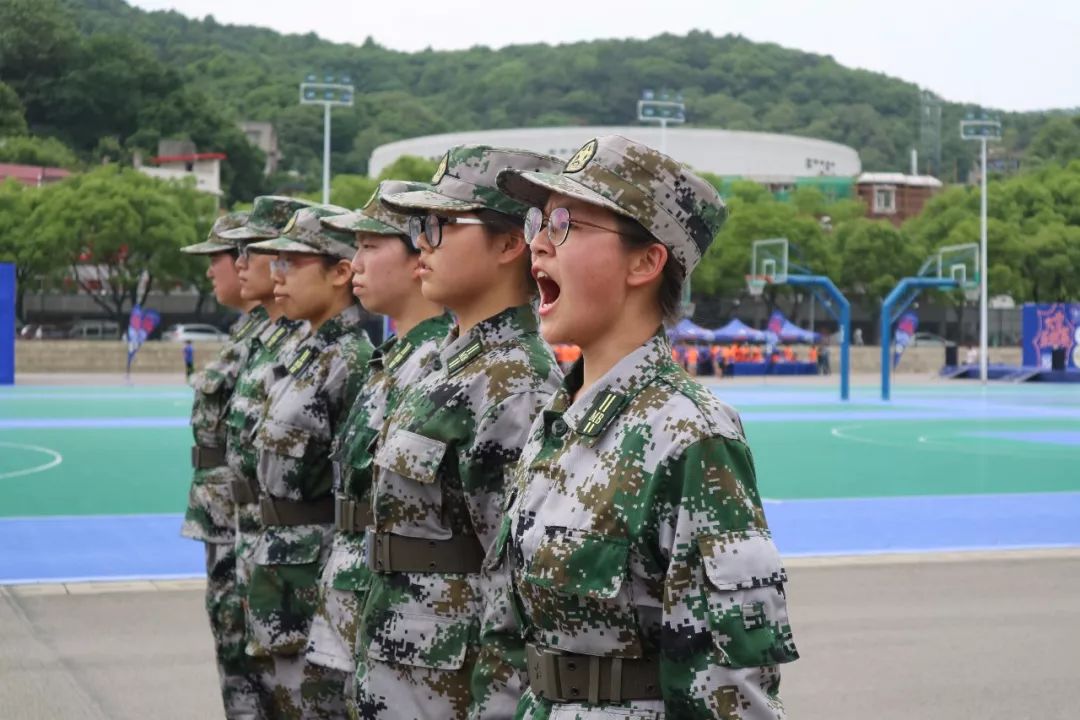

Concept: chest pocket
[[699, 529, 799, 669], [255, 419, 316, 460], [519, 529, 641, 657], [373, 429, 450, 538], [374, 429, 447, 484]]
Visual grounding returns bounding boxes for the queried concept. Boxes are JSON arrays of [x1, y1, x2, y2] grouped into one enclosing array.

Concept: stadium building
[[369, 126, 861, 199]]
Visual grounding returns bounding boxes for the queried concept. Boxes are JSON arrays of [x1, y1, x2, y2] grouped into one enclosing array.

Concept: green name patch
[[576, 390, 627, 437], [447, 339, 483, 377]]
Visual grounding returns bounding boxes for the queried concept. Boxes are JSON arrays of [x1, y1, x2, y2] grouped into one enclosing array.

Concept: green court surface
[[0, 383, 1078, 518]]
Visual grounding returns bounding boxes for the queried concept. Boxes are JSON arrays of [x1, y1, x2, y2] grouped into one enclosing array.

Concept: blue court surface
[[0, 381, 1077, 584]]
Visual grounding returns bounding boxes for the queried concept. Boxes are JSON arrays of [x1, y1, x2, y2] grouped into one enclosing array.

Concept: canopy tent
[[667, 318, 714, 343], [711, 318, 767, 343], [776, 319, 821, 344]]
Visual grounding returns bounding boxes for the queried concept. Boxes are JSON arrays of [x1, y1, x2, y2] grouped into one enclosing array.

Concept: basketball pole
[[978, 137, 988, 384]]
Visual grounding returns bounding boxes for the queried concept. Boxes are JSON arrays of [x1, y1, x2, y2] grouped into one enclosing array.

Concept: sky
[[128, 0, 1080, 112]]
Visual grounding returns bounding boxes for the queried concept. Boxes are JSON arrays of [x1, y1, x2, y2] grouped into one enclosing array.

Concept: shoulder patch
[[287, 347, 318, 377], [384, 339, 415, 373], [233, 315, 260, 340], [446, 338, 483, 377], [564, 139, 598, 174], [265, 326, 289, 351], [576, 389, 628, 437]]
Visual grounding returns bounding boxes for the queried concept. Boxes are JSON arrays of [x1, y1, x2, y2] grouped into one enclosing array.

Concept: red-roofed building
[[135, 140, 226, 198], [0, 163, 72, 187]]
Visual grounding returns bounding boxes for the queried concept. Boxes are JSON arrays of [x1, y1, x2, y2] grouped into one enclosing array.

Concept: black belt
[[191, 445, 226, 469], [334, 497, 373, 534], [230, 477, 259, 505], [525, 643, 661, 703], [259, 496, 335, 526], [366, 531, 484, 574]]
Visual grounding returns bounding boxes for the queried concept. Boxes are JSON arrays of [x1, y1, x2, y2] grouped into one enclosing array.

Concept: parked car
[[910, 332, 954, 347], [162, 323, 229, 342], [19, 323, 71, 340], [68, 320, 120, 340]]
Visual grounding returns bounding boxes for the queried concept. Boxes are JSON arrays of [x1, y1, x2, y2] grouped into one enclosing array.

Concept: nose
[[529, 226, 554, 258], [205, 264, 213, 280], [235, 254, 248, 270], [350, 248, 363, 273]]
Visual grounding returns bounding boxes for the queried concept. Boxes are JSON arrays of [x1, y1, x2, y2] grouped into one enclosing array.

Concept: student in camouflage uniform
[[219, 196, 317, 717], [350, 146, 565, 720], [477, 135, 799, 719], [179, 211, 269, 720], [304, 182, 453, 710], [245, 206, 374, 718]]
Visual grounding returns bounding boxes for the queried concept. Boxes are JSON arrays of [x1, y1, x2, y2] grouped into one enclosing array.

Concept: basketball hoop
[[746, 274, 771, 298]]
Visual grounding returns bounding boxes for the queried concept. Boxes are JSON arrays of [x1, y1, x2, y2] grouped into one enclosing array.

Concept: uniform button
[[550, 418, 568, 438], [432, 358, 442, 371]]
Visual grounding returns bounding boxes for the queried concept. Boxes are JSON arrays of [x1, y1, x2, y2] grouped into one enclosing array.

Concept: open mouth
[[534, 268, 561, 315]]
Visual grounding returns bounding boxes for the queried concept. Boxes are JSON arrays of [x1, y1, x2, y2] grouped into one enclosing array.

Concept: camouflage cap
[[246, 205, 357, 260], [180, 211, 250, 255], [497, 135, 727, 276], [321, 180, 433, 239], [382, 146, 563, 219], [218, 196, 316, 242]]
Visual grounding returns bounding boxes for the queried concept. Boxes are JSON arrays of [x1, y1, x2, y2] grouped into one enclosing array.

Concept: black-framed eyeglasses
[[407, 213, 487, 250], [523, 206, 628, 247]]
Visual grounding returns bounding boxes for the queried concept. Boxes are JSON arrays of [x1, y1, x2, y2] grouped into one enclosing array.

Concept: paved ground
[[3, 552, 1078, 720]]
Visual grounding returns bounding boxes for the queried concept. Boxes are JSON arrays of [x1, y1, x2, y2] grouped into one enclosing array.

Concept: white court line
[[0, 442, 63, 480]]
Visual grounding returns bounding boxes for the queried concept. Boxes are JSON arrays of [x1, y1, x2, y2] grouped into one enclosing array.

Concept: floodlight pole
[[961, 115, 1000, 385], [978, 137, 988, 384], [323, 104, 332, 204], [300, 75, 354, 205]]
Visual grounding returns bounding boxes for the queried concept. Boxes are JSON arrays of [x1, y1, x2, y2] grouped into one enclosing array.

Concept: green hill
[[1, 0, 1071, 204]]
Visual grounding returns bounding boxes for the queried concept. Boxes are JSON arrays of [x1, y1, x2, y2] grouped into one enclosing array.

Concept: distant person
[[183, 340, 194, 380], [853, 327, 864, 346], [965, 346, 978, 365], [820, 343, 832, 375]]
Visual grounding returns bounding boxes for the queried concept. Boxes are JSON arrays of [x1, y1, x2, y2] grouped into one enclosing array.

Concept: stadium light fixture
[[299, 73, 355, 204]]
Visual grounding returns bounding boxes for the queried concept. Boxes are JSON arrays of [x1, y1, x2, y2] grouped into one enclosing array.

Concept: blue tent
[[667, 318, 714, 343], [712, 318, 766, 343], [778, 319, 821, 344]]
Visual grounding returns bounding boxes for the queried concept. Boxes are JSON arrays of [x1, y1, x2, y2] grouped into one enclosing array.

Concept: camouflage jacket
[[246, 305, 373, 656], [226, 315, 309, 536], [327, 312, 454, 592], [356, 305, 561, 713], [483, 332, 798, 720], [181, 308, 268, 544]]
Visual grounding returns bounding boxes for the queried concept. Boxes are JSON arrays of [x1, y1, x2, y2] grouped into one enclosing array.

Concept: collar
[[374, 312, 455, 372], [258, 315, 302, 350], [556, 329, 674, 444], [312, 304, 365, 346], [438, 305, 538, 376]]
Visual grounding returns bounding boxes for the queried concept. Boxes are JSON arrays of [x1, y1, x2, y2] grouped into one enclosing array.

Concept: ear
[[626, 242, 668, 289], [329, 259, 354, 288], [494, 232, 528, 268]]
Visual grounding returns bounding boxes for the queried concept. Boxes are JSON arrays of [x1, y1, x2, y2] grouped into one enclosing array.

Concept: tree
[[0, 179, 47, 321], [1028, 116, 1080, 167], [25, 166, 214, 327], [0, 81, 27, 136], [0, 135, 79, 168]]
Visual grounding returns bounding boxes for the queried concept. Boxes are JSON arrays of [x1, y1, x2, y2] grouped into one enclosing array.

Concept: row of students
[[181, 135, 797, 720]]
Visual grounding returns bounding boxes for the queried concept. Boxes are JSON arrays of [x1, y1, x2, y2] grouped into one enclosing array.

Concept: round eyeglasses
[[523, 207, 628, 247], [407, 213, 487, 250]]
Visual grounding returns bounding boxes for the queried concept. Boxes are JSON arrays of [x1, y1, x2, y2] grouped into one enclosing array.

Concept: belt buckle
[[526, 644, 562, 701], [259, 496, 279, 525], [368, 532, 392, 573], [190, 445, 200, 469]]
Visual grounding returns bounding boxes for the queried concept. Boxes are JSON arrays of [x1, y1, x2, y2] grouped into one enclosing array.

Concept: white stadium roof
[[369, 126, 861, 181]]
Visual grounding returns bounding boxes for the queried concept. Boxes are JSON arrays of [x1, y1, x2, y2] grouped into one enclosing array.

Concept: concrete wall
[[15, 341, 226, 374], [15, 341, 1022, 375]]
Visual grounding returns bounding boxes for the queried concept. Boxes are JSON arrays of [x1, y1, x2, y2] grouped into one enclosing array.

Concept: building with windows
[[239, 121, 281, 176], [855, 172, 943, 225]]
